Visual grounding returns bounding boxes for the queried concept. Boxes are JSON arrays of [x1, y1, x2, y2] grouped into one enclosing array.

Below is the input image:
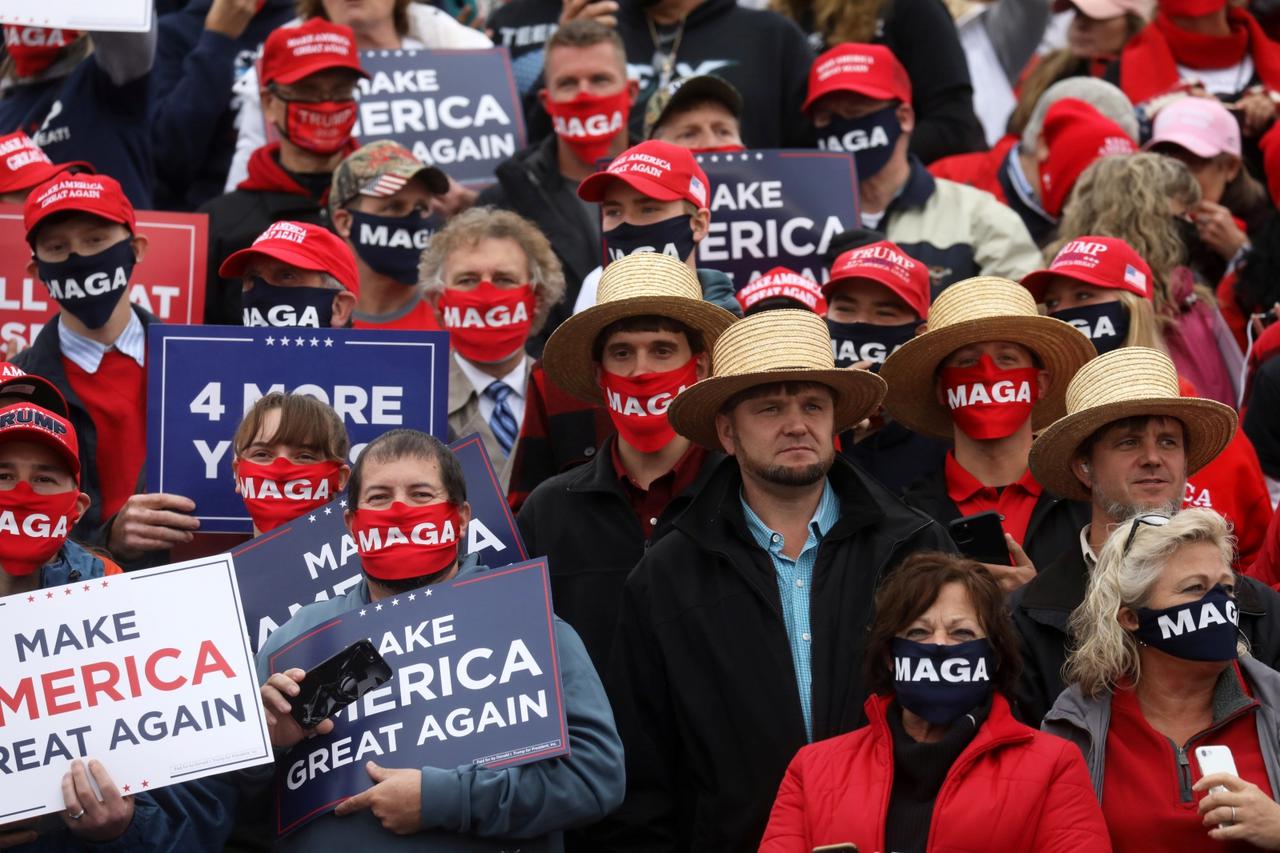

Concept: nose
[[1138, 436, 1164, 467]]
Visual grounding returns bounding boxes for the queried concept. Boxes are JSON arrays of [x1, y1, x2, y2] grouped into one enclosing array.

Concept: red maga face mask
[[3, 26, 79, 78], [235, 457, 342, 532], [939, 354, 1039, 440], [280, 98, 358, 155], [349, 501, 462, 581], [0, 482, 79, 576], [542, 89, 631, 166], [599, 359, 699, 452], [438, 282, 536, 364]]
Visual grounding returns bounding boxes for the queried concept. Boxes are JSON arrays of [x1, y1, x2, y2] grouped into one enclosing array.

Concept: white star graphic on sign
[[359, 609, 366, 616], [310, 337, 319, 346], [280, 337, 290, 346], [295, 336, 305, 346], [340, 499, 348, 508], [755, 152, 763, 160], [408, 593, 416, 601], [391, 598, 399, 606], [324, 507, 332, 515], [375, 603, 383, 611], [308, 515, 317, 522], [424, 589, 433, 597], [265, 336, 275, 345], [324, 338, 334, 347]]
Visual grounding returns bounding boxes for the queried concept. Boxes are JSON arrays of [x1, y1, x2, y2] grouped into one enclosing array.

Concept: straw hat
[[541, 252, 738, 404], [1029, 347, 1237, 501], [667, 309, 887, 449], [879, 276, 1097, 439]]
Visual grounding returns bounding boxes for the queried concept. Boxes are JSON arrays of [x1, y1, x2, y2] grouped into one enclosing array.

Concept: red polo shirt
[[611, 440, 706, 538], [944, 451, 1042, 546]]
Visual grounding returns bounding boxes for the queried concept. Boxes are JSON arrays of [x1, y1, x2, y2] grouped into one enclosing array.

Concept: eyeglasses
[[1122, 513, 1171, 556]]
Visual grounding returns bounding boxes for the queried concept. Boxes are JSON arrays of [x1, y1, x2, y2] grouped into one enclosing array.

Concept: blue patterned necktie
[[484, 380, 518, 455]]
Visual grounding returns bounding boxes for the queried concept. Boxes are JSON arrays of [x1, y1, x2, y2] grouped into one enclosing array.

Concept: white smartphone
[[1196, 745, 1239, 826]]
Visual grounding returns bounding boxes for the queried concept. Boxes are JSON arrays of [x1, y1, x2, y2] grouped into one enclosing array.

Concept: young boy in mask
[[880, 276, 1097, 590], [220, 220, 360, 328], [329, 141, 451, 330], [519, 251, 736, 672], [13, 173, 200, 567], [255, 428, 624, 851], [572, 138, 740, 316], [200, 17, 367, 325]]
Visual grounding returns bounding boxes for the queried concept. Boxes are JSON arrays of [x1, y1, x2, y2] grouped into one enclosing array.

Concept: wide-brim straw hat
[[667, 309, 887, 449], [1029, 347, 1237, 501], [541, 253, 738, 404], [880, 276, 1098, 439]]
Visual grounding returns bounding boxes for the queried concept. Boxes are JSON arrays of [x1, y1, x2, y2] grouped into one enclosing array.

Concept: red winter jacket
[[927, 135, 1017, 203], [759, 692, 1110, 853]]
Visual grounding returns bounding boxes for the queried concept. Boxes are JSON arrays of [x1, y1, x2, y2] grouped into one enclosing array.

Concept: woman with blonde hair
[[1043, 508, 1280, 850]]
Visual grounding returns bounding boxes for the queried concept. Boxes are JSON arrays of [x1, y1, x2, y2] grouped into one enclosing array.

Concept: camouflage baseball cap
[[328, 140, 450, 219], [643, 75, 744, 140]]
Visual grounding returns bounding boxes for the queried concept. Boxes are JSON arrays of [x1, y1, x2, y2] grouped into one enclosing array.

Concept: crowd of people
[[6, 0, 1280, 849]]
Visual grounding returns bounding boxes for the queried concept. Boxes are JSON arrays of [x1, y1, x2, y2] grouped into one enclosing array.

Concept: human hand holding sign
[[261, 668, 336, 748], [981, 534, 1035, 593], [334, 761, 423, 834], [108, 493, 200, 560], [60, 759, 134, 842]]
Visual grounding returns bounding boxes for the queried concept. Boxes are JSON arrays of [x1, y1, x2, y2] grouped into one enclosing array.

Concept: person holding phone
[[760, 552, 1109, 852], [880, 276, 1096, 591], [254, 429, 624, 851], [1043, 508, 1280, 850]]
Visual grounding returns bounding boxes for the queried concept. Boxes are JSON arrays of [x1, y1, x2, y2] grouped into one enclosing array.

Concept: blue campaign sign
[[693, 149, 860, 289], [145, 325, 450, 533], [353, 48, 526, 188], [269, 559, 567, 836], [231, 435, 528, 653]]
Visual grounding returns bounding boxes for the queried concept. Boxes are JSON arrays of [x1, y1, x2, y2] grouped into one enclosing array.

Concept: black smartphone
[[949, 511, 1010, 565], [290, 639, 393, 729]]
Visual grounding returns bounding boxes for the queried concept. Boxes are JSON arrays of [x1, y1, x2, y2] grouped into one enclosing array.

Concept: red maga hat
[[1039, 98, 1136, 218], [260, 18, 368, 87], [825, 240, 931, 320], [736, 266, 827, 314], [577, 140, 711, 208], [219, 221, 361, 296], [0, 132, 85, 194], [803, 44, 912, 113], [23, 173, 135, 242], [0, 371, 69, 417], [0, 402, 79, 482], [1022, 236, 1154, 302]]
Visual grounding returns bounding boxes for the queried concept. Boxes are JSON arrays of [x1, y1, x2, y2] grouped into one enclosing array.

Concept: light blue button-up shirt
[[741, 479, 839, 742]]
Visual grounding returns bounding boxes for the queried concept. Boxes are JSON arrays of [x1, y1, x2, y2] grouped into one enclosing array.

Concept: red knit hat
[[260, 18, 368, 87], [577, 140, 711, 208], [1022, 236, 1154, 302], [735, 267, 827, 314], [825, 240, 931, 320], [803, 44, 912, 113], [23, 173, 136, 243], [219, 221, 361, 296], [1039, 99, 1137, 218]]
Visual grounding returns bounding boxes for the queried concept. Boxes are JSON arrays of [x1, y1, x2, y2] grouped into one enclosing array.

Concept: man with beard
[[1010, 346, 1280, 724], [595, 309, 951, 851]]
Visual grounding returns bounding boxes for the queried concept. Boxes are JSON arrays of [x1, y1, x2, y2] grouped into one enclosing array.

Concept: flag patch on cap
[[1123, 264, 1147, 294]]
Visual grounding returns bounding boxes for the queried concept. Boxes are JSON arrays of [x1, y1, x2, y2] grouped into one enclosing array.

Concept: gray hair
[[1064, 508, 1238, 698], [1023, 77, 1139, 150]]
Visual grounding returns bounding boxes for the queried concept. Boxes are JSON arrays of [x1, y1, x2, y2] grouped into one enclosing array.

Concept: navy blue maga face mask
[[348, 208, 440, 286], [1134, 584, 1239, 662], [1052, 301, 1129, 355], [817, 104, 903, 182], [892, 637, 996, 725], [241, 277, 335, 328], [827, 319, 916, 370], [36, 237, 137, 330], [603, 214, 696, 265]]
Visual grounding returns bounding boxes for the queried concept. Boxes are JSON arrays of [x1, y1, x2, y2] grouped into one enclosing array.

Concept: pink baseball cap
[[825, 240, 931, 320], [577, 140, 711, 208], [736, 267, 827, 315], [1145, 96, 1241, 159], [1021, 236, 1154, 301], [219, 221, 361, 296], [803, 44, 912, 114]]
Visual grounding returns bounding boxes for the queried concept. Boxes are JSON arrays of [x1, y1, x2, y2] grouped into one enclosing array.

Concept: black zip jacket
[[903, 465, 1090, 571], [593, 455, 953, 852], [1011, 543, 1280, 726]]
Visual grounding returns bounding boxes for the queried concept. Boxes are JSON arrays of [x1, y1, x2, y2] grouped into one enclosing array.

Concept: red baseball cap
[[825, 240, 930, 320], [1022, 236, 1154, 302], [803, 44, 912, 114], [23, 173, 135, 243], [736, 267, 827, 315], [1039, 98, 1136, 218], [219, 220, 361, 296], [577, 140, 711, 208], [260, 17, 368, 87], [0, 132, 85, 194], [0, 402, 79, 482], [0, 372, 69, 417]]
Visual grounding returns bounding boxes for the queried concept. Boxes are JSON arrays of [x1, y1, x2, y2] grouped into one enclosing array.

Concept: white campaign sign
[[0, 0, 152, 32], [0, 554, 272, 821]]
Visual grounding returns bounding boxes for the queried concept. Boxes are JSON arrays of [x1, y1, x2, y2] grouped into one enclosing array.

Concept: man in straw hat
[[1009, 347, 1280, 725], [597, 310, 950, 850], [880, 276, 1097, 589], [518, 251, 736, 673]]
